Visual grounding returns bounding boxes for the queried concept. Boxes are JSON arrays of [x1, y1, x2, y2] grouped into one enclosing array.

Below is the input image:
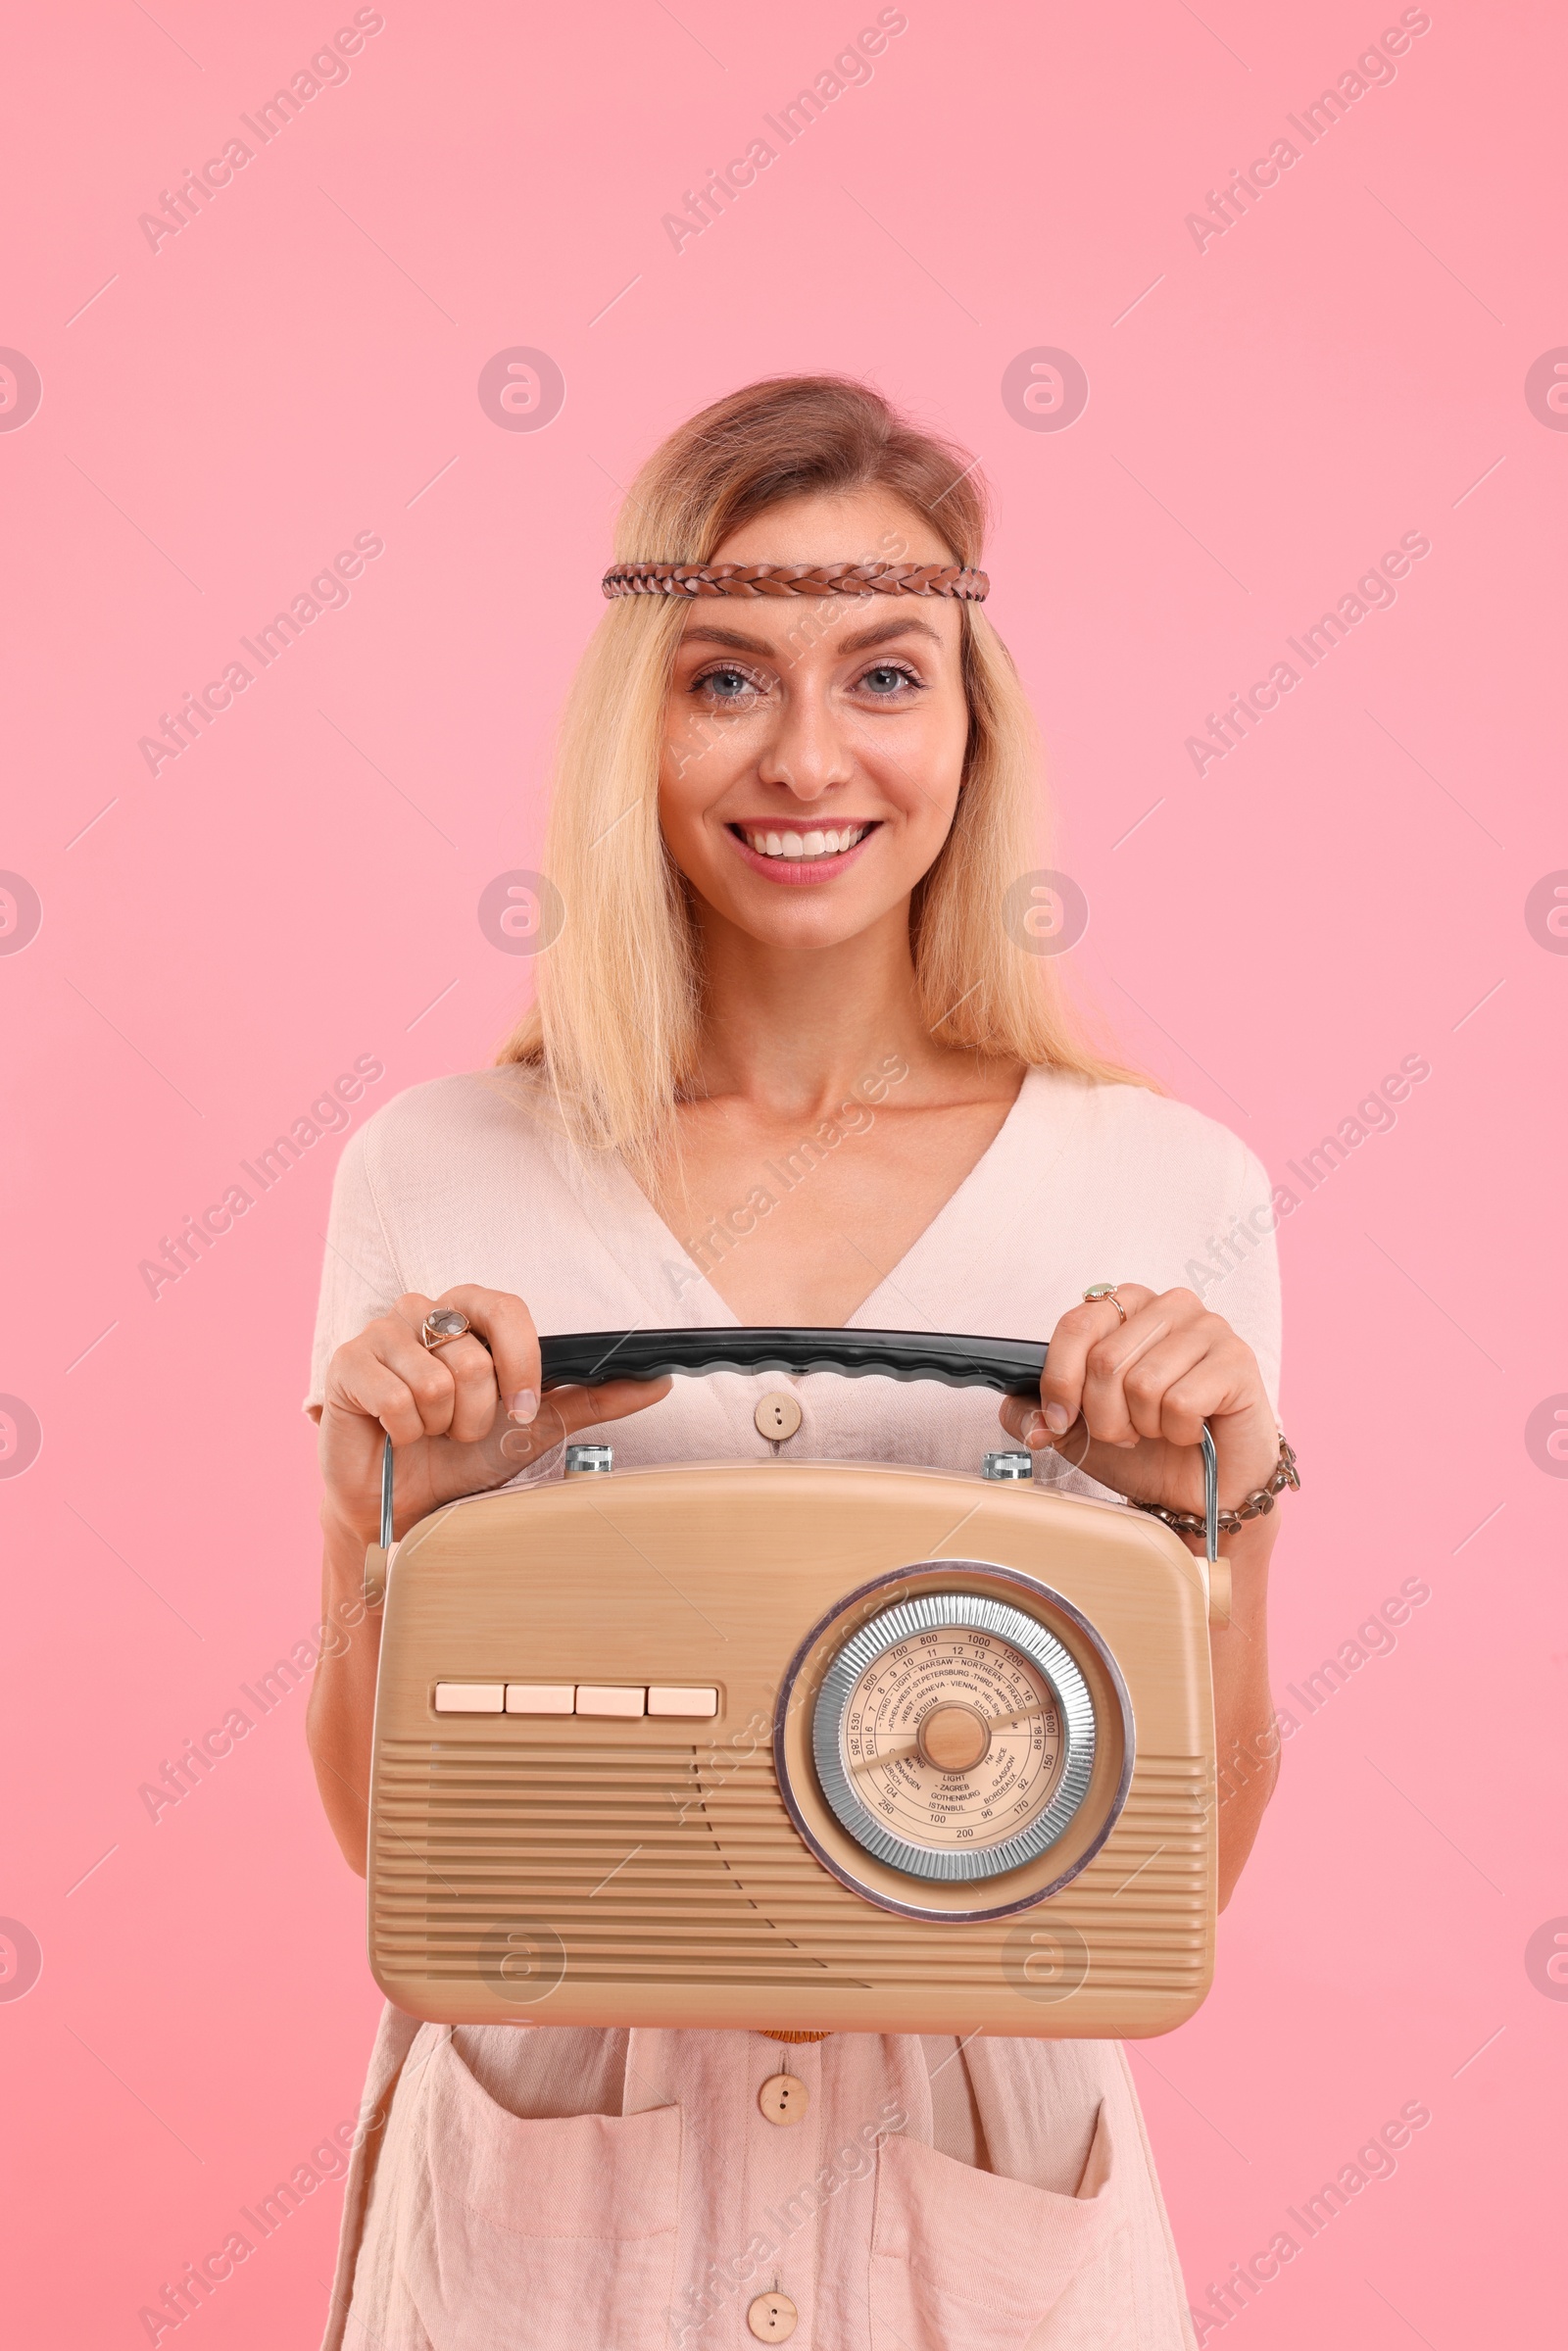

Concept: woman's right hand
[[318, 1285, 672, 1543]]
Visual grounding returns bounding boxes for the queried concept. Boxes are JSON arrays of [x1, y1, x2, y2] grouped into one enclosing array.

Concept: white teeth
[[744, 824, 867, 860]]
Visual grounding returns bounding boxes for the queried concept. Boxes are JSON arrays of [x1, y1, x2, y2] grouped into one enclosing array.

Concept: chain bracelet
[[1129, 1435, 1300, 1541]]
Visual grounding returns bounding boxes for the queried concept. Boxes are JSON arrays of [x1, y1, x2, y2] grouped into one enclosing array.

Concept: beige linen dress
[[307, 1062, 1281, 2351]]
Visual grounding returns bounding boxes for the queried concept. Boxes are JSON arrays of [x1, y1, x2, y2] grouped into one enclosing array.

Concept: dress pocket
[[870, 2100, 1118, 2351], [412, 2034, 682, 2351]]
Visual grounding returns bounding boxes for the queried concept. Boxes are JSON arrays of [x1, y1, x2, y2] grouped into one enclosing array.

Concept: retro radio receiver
[[365, 1330, 1228, 2038]]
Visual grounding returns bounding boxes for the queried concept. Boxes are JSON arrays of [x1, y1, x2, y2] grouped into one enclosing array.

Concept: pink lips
[[727, 824, 878, 883]]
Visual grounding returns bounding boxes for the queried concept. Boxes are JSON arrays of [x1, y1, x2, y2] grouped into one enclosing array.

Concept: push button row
[[433, 1683, 718, 1718]]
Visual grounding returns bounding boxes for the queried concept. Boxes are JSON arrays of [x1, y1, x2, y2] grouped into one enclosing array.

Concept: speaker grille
[[371, 1739, 1207, 1990]]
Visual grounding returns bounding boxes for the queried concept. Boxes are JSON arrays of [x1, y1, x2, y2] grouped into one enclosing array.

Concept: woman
[[306, 376, 1294, 2350]]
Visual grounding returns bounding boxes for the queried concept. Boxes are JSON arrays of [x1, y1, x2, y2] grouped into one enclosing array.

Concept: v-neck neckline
[[562, 1066, 1054, 1337]]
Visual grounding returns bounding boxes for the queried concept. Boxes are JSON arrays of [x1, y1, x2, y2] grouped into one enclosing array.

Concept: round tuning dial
[[810, 1593, 1096, 1885]]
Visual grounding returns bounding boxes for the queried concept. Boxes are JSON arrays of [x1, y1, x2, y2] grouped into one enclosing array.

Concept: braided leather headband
[[602, 561, 989, 601]]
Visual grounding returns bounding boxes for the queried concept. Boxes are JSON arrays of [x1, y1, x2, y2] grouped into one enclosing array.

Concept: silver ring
[[1081, 1283, 1126, 1325]]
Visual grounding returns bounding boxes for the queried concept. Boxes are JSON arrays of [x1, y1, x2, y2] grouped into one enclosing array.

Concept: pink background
[[2, 1, 1564, 2341]]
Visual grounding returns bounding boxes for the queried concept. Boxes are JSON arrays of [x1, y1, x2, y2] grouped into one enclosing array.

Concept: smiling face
[[658, 488, 972, 952]]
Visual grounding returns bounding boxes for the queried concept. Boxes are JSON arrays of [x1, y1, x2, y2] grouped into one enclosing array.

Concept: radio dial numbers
[[845, 1632, 1064, 1851]]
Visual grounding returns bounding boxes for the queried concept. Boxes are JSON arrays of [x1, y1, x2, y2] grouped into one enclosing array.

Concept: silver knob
[[981, 1449, 1033, 1482], [564, 1444, 613, 1476]]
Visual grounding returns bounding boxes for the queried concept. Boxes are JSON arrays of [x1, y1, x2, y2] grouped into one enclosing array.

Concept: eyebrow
[[678, 612, 947, 658]]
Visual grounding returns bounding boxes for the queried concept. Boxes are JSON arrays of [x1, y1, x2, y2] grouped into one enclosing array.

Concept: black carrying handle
[[540, 1325, 1047, 1400], [541, 1325, 1220, 1565], [377, 1331, 1039, 1555], [376, 1326, 1221, 1567]]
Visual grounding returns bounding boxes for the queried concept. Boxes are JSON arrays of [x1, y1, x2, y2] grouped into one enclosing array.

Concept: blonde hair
[[499, 375, 1143, 1174]]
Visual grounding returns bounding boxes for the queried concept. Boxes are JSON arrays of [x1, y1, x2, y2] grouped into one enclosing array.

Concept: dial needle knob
[[849, 1702, 1051, 1774]]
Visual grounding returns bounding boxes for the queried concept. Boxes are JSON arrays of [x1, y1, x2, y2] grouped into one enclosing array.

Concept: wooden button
[[758, 2072, 808, 2126], [755, 1392, 803, 1441], [746, 2290, 798, 2341]]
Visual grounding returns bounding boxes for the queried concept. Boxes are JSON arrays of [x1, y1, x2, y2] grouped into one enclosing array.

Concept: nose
[[755, 676, 857, 805]]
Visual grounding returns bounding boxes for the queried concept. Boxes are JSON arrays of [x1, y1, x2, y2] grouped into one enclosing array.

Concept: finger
[[1038, 1285, 1156, 1438], [1099, 1324, 1209, 1444], [547, 1376, 674, 1440], [1081, 1292, 1203, 1444], [388, 1290, 515, 1445], [1152, 1367, 1222, 1450], [387, 1287, 500, 1446], [321, 1366, 424, 1458], [498, 1376, 672, 1464], [435, 1285, 541, 1428], [999, 1393, 1058, 1449], [357, 1307, 463, 1439], [325, 1323, 452, 1446], [424, 1332, 500, 1445], [1154, 1341, 1262, 1449]]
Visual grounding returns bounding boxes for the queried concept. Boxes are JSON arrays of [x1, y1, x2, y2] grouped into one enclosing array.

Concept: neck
[[688, 897, 948, 1114]]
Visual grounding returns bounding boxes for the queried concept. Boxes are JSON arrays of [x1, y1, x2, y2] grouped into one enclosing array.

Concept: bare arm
[[999, 1281, 1290, 1911], [305, 1508, 388, 1878], [306, 1284, 669, 1877]]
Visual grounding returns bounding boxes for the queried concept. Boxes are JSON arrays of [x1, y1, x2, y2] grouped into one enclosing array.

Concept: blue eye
[[860, 663, 918, 695], [697, 666, 756, 700]]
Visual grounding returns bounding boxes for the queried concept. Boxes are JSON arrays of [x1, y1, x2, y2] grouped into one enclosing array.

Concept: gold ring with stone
[[422, 1307, 477, 1351], [1082, 1283, 1127, 1325]]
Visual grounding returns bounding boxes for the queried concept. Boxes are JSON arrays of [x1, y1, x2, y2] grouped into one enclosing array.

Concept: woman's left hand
[[997, 1284, 1279, 1525]]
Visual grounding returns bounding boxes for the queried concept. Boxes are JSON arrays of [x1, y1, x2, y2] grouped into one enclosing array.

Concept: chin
[[714, 886, 885, 951]]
